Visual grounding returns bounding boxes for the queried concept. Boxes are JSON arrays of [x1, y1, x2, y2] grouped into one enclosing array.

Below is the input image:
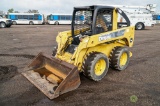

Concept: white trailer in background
[[100, 4, 157, 30]]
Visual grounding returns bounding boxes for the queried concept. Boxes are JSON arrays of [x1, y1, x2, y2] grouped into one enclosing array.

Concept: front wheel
[[29, 21, 34, 25], [135, 22, 145, 30], [109, 47, 130, 71], [82, 52, 109, 81], [0, 22, 6, 28]]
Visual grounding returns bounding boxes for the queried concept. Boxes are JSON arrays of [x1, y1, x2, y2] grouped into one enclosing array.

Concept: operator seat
[[95, 14, 108, 34]]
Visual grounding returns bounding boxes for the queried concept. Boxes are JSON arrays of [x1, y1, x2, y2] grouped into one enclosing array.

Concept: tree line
[[8, 8, 39, 13]]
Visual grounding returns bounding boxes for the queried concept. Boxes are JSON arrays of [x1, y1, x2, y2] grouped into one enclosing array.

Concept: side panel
[[86, 27, 134, 48], [126, 14, 154, 26], [49, 20, 56, 24], [58, 20, 71, 24]]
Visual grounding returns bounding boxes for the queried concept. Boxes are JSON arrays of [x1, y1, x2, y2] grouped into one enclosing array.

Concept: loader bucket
[[22, 53, 80, 99]]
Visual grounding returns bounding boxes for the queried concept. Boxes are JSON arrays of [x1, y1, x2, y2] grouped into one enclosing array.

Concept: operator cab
[[71, 6, 114, 45], [66, 5, 130, 53]]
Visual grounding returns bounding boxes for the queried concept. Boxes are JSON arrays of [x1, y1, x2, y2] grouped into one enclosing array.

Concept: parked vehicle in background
[[47, 14, 72, 25], [0, 16, 12, 28], [8, 13, 44, 25], [100, 4, 157, 30], [47, 13, 85, 25], [120, 12, 155, 30]]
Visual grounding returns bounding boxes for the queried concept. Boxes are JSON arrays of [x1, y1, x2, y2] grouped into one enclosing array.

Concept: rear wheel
[[109, 47, 130, 71], [0, 22, 6, 28], [135, 22, 145, 30], [29, 21, 34, 25], [82, 52, 109, 81]]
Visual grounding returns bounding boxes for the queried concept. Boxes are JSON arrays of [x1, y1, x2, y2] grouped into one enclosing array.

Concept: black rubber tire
[[6, 25, 11, 28], [82, 52, 109, 81], [12, 21, 17, 25], [29, 21, 34, 25], [55, 21, 59, 25], [52, 45, 58, 56], [0, 22, 6, 28], [135, 22, 145, 30], [109, 47, 130, 71]]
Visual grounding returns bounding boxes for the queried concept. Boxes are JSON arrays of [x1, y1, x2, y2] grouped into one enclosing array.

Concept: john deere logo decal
[[99, 29, 125, 41]]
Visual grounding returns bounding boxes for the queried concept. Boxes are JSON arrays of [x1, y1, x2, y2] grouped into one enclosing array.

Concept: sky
[[0, 0, 160, 14]]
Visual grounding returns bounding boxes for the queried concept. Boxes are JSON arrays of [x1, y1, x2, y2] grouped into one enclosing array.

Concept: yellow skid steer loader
[[22, 5, 134, 99]]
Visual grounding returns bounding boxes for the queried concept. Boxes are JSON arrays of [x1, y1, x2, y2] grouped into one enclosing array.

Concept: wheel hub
[[94, 59, 106, 76], [137, 24, 142, 29], [120, 52, 127, 66]]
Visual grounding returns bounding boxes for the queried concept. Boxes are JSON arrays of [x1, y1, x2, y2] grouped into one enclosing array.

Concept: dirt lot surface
[[0, 25, 160, 106]]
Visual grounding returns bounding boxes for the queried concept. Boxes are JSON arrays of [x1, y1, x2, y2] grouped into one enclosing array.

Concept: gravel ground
[[0, 25, 160, 106]]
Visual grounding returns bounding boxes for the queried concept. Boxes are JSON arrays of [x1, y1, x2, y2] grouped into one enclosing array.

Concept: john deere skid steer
[[22, 5, 134, 99]]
